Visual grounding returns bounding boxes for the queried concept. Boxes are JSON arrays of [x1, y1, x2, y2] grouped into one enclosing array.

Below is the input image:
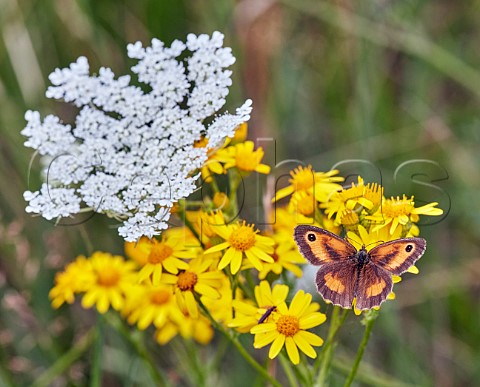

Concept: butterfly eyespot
[[307, 233, 316, 242], [405, 244, 413, 252]]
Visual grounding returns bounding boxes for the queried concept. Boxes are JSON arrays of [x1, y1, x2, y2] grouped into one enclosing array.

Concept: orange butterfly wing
[[293, 225, 357, 265], [294, 225, 358, 308], [369, 238, 426, 275]]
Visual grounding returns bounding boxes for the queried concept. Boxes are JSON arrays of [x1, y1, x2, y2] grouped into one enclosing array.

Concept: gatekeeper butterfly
[[293, 225, 426, 310]]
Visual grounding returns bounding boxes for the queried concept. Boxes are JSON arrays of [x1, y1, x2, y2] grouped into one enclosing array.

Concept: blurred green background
[[1, 0, 479, 386]]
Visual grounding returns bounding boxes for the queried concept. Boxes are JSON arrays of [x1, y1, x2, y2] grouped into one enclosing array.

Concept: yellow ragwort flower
[[251, 290, 326, 364], [195, 123, 250, 183], [288, 191, 316, 217], [204, 221, 275, 274], [196, 210, 226, 244], [201, 275, 235, 325], [80, 252, 137, 314], [232, 122, 248, 143], [162, 257, 224, 319], [366, 195, 443, 235], [321, 176, 370, 222], [123, 281, 181, 330], [256, 233, 305, 279], [195, 136, 227, 183], [155, 313, 214, 345], [229, 281, 289, 333], [126, 234, 199, 285], [215, 140, 271, 174], [273, 166, 343, 203], [49, 256, 93, 308]]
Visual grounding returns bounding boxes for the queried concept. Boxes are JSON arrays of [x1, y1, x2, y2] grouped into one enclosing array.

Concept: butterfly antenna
[[345, 233, 362, 246], [365, 240, 384, 249]]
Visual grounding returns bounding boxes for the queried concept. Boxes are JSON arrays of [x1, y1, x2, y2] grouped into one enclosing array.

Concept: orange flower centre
[[150, 289, 171, 305], [228, 223, 256, 251], [148, 242, 173, 264], [276, 315, 300, 337], [97, 269, 120, 287], [177, 271, 198, 291], [289, 166, 315, 191]]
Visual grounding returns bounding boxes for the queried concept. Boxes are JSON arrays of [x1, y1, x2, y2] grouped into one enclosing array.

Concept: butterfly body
[[294, 225, 426, 310]]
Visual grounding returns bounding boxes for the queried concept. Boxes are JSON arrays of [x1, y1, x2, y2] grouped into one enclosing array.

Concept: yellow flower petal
[[184, 290, 198, 319], [285, 336, 300, 364], [230, 249, 243, 274], [137, 264, 154, 283], [204, 241, 230, 254], [289, 291, 311, 316], [407, 265, 419, 274], [244, 250, 264, 271], [218, 247, 236, 270], [296, 330, 324, 347], [254, 331, 278, 349], [195, 283, 220, 299], [255, 164, 271, 174], [293, 334, 317, 359], [251, 322, 277, 334], [272, 186, 295, 203], [268, 335, 286, 360], [152, 265, 163, 285], [299, 312, 327, 329], [97, 293, 110, 314]]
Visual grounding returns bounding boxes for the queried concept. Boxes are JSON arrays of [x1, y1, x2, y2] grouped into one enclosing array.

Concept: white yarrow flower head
[[22, 32, 252, 241]]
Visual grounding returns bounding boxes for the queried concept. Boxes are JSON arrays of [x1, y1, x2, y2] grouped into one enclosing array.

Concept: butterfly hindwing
[[293, 225, 357, 266], [369, 238, 426, 276], [355, 263, 393, 310], [315, 261, 357, 308]]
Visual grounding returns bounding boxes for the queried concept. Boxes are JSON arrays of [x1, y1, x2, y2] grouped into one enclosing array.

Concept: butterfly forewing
[[369, 238, 426, 276], [293, 225, 357, 266], [315, 261, 357, 308], [355, 263, 393, 310]]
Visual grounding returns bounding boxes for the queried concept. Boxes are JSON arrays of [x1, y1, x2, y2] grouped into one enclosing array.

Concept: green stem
[[315, 307, 349, 386], [103, 313, 168, 386], [279, 353, 299, 387], [196, 296, 282, 387], [79, 224, 94, 255], [181, 200, 206, 208], [209, 175, 220, 194], [32, 329, 96, 387], [90, 314, 104, 387], [227, 169, 241, 219], [344, 312, 377, 387], [176, 200, 205, 249], [209, 335, 230, 375], [185, 339, 206, 386]]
